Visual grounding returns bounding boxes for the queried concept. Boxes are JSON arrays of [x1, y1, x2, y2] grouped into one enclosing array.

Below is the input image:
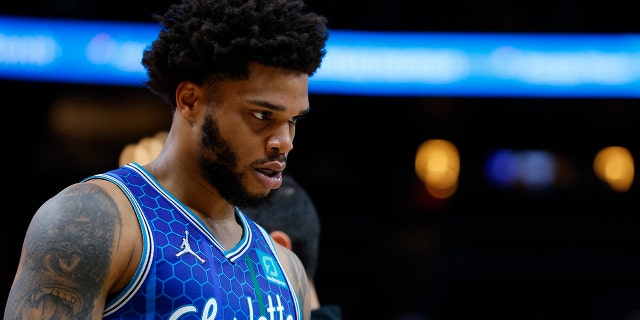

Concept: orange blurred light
[[593, 146, 634, 192], [119, 131, 168, 166], [415, 139, 460, 198]]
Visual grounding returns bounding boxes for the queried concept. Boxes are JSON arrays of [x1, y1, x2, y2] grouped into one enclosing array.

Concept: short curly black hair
[[141, 0, 329, 109]]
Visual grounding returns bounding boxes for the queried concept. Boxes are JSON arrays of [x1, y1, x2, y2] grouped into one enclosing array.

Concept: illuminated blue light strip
[[0, 15, 156, 86], [2, 14, 640, 97]]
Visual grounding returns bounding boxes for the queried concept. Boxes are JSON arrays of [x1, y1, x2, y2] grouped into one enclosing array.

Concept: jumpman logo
[[176, 230, 205, 263]]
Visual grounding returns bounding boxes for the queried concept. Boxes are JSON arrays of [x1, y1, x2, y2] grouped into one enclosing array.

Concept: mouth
[[254, 162, 286, 189], [256, 168, 280, 177], [254, 159, 286, 178], [29, 286, 81, 315]]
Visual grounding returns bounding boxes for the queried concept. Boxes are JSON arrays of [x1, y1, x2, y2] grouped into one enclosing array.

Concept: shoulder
[[5, 181, 137, 319], [34, 181, 135, 235], [273, 242, 312, 319], [29, 180, 133, 275], [35, 181, 124, 234]]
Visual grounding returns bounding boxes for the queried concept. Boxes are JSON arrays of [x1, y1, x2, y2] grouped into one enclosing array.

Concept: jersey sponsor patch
[[256, 249, 287, 288]]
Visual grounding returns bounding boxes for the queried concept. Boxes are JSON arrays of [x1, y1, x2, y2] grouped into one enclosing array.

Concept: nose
[[266, 123, 294, 154]]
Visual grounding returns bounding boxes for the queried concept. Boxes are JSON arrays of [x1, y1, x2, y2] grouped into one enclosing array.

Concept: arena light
[[593, 146, 635, 193], [415, 139, 460, 199], [3, 14, 640, 97]]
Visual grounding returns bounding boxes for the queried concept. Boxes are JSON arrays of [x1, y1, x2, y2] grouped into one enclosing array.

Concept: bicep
[[5, 183, 123, 319]]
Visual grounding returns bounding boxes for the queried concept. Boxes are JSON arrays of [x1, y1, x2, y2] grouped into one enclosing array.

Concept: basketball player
[[4, 0, 329, 319]]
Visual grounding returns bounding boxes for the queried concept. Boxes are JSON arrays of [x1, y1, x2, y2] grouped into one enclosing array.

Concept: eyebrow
[[249, 99, 310, 116]]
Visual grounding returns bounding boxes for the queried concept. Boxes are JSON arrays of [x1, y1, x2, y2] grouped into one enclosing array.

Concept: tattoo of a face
[[7, 184, 121, 319]]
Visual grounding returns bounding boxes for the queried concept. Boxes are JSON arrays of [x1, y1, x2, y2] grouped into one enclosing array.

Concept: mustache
[[253, 154, 287, 165]]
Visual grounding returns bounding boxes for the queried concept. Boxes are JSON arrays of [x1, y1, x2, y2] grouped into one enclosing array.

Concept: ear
[[269, 230, 292, 249], [175, 81, 202, 122]]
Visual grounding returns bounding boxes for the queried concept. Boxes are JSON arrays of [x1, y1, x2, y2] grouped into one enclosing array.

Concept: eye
[[252, 111, 272, 120], [290, 115, 305, 125]]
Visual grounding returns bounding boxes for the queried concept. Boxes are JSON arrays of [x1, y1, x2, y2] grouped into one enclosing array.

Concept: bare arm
[[4, 183, 123, 319], [275, 244, 311, 320]]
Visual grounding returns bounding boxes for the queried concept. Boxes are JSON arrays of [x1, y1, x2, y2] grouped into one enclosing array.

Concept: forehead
[[215, 64, 310, 112]]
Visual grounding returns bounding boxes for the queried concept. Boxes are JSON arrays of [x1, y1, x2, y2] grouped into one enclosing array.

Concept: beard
[[197, 111, 275, 208]]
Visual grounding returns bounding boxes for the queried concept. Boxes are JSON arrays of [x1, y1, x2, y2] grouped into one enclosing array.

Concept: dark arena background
[[2, 1, 640, 319]]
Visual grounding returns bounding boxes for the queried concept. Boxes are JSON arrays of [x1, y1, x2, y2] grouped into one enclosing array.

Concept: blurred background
[[2, 1, 640, 319]]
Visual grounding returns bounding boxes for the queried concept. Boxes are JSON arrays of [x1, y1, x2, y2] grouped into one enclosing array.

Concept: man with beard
[[4, 0, 329, 319]]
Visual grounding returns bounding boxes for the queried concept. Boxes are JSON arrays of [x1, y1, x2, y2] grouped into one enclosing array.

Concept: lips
[[255, 162, 285, 177], [255, 168, 276, 177], [254, 162, 285, 189], [27, 286, 80, 317]]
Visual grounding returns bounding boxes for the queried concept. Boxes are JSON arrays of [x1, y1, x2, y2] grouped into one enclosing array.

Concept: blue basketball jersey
[[83, 163, 302, 319]]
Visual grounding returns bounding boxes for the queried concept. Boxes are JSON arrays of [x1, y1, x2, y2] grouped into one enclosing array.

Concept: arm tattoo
[[5, 183, 122, 319], [282, 248, 309, 309]]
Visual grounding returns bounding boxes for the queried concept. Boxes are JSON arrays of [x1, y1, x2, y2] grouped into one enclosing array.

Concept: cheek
[[214, 113, 268, 163], [241, 136, 265, 156], [226, 132, 264, 163], [215, 115, 249, 144]]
